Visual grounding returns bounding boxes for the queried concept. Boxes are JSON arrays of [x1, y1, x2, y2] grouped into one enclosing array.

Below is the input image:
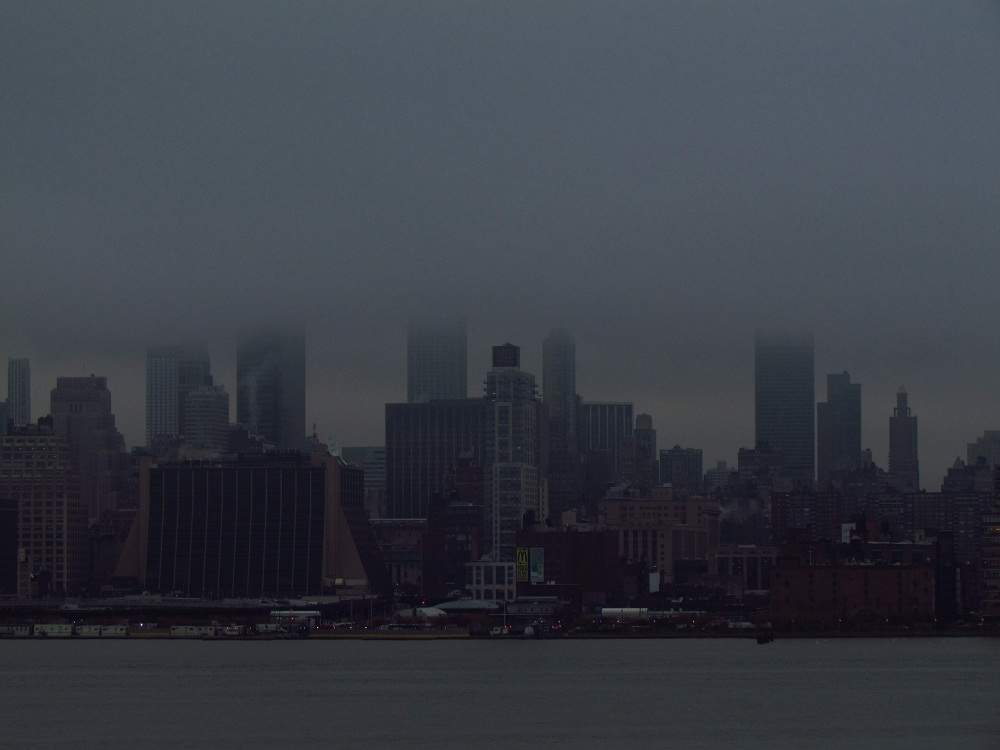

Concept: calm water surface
[[0, 638, 997, 749]]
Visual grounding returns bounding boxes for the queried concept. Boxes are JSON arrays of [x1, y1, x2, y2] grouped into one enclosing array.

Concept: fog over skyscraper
[[145, 346, 214, 448], [754, 330, 815, 484], [542, 328, 578, 514], [6, 358, 30, 428], [406, 315, 467, 402], [816, 371, 862, 485], [236, 331, 306, 451]]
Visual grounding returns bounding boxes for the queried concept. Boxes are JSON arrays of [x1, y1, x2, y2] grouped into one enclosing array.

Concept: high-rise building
[[145, 346, 214, 448], [631, 413, 658, 491], [6, 358, 30, 428], [816, 371, 862, 485], [484, 343, 542, 561], [0, 426, 87, 597], [406, 315, 467, 402], [889, 387, 919, 492], [341, 445, 387, 519], [659, 445, 704, 495], [50, 375, 128, 520], [0, 401, 8, 435], [967, 431, 1000, 469], [236, 330, 306, 450], [183, 385, 230, 454], [754, 330, 815, 484], [578, 401, 634, 480], [542, 329, 579, 514], [385, 399, 485, 518]]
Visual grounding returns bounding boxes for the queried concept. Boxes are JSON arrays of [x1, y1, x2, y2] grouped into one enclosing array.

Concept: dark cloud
[[3, 1, 1000, 487]]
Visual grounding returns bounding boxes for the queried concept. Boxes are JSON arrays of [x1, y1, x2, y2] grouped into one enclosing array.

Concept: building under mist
[[542, 329, 579, 515], [236, 331, 306, 451], [754, 330, 815, 484], [816, 371, 861, 486], [406, 315, 467, 403]]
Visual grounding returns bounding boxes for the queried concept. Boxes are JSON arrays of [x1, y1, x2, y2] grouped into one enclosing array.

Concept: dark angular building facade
[[143, 455, 325, 598], [385, 399, 485, 518], [816, 371, 862, 486]]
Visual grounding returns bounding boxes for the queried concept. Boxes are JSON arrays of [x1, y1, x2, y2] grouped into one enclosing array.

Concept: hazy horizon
[[4, 1, 1000, 488]]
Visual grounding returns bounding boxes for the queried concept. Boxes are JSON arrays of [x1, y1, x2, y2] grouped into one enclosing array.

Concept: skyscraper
[[816, 371, 862, 485], [145, 346, 213, 447], [542, 329, 579, 514], [578, 401, 634, 479], [754, 330, 815, 484], [406, 315, 467, 402], [484, 343, 541, 561], [236, 330, 306, 450], [889, 387, 919, 492], [384, 400, 485, 518], [631, 413, 658, 491], [7, 358, 30, 428], [50, 375, 128, 520], [183, 385, 230, 454]]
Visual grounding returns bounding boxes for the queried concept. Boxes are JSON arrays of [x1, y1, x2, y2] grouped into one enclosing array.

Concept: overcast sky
[[3, 1, 1000, 488]]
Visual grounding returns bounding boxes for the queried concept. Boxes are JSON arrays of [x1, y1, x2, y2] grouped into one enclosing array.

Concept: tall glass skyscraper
[[889, 387, 919, 492], [754, 330, 815, 484], [543, 329, 578, 513], [406, 315, 467, 402], [6, 358, 30, 428], [816, 371, 861, 485], [236, 330, 306, 451]]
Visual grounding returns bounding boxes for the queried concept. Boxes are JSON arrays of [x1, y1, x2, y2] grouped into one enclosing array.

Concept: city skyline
[[1, 322, 997, 490]]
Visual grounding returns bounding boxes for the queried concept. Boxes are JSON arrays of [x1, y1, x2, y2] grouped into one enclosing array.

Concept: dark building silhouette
[[406, 315, 467, 402], [7, 357, 30, 428], [121, 452, 385, 598], [0, 498, 18, 595], [543, 329, 580, 515], [50, 375, 128, 520], [236, 330, 306, 450], [629, 414, 658, 492], [754, 330, 815, 484], [385, 399, 485, 518], [578, 401, 634, 482], [145, 346, 214, 448], [659, 445, 703, 495], [889, 387, 919, 492], [816, 371, 862, 486]]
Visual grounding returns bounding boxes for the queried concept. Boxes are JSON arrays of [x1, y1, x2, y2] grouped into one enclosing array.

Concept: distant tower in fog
[[7, 358, 30, 428], [406, 316, 467, 402], [889, 387, 919, 492], [543, 329, 579, 514], [237, 330, 306, 450], [816, 371, 861, 485], [754, 330, 815, 484]]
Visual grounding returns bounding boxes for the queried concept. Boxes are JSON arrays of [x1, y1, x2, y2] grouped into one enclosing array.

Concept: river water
[[1, 638, 997, 749]]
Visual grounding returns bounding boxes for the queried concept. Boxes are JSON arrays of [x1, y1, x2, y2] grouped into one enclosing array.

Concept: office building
[[659, 445, 704, 494], [0, 426, 87, 597], [6, 358, 30, 427], [145, 346, 214, 448], [484, 343, 542, 561], [118, 452, 386, 598], [406, 315, 467, 402], [889, 388, 919, 492], [578, 401, 634, 479], [341, 445, 387, 519], [631, 413, 658, 491], [385, 399, 485, 518], [542, 329, 579, 514], [816, 371, 862, 485], [236, 330, 306, 450], [754, 330, 815, 484], [183, 385, 230, 454], [967, 431, 1000, 468], [50, 376, 128, 520], [0, 401, 7, 435]]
